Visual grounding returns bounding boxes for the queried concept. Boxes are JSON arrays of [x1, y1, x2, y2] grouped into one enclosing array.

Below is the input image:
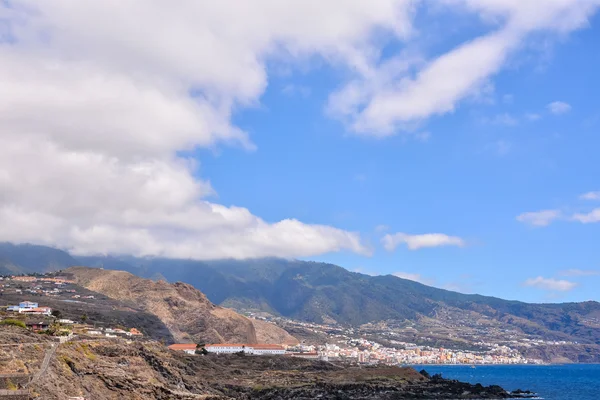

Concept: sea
[[413, 364, 600, 400]]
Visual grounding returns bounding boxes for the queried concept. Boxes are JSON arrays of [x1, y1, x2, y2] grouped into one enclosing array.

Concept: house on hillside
[[20, 301, 38, 309], [26, 320, 50, 332], [168, 344, 197, 354], [128, 328, 143, 336], [7, 301, 43, 313], [22, 306, 52, 316]]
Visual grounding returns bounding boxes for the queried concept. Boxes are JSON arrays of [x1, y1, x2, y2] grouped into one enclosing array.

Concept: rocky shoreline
[[0, 326, 534, 399]]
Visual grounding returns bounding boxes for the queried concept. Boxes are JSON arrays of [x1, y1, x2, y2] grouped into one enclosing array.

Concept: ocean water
[[413, 364, 600, 400]]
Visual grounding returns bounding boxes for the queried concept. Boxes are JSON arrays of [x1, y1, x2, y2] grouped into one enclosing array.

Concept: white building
[[205, 344, 248, 354], [250, 345, 286, 355], [205, 344, 286, 355]]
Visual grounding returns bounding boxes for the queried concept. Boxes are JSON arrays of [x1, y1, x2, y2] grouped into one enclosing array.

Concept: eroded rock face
[[64, 266, 295, 345]]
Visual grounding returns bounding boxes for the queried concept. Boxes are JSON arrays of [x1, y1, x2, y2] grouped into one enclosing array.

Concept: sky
[[0, 1, 599, 303]]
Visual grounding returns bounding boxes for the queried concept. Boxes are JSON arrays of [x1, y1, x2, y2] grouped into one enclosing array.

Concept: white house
[[205, 344, 286, 355], [22, 307, 52, 316], [7, 301, 50, 315]]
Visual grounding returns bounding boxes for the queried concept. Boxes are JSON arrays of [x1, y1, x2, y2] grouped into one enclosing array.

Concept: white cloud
[[525, 113, 541, 121], [0, 1, 597, 258], [516, 209, 561, 227], [328, 0, 600, 135], [523, 276, 578, 292], [1, 0, 419, 259], [383, 233, 465, 251], [487, 113, 519, 126], [580, 191, 600, 200], [572, 208, 600, 223], [547, 101, 572, 115], [392, 272, 434, 285], [559, 269, 600, 277]]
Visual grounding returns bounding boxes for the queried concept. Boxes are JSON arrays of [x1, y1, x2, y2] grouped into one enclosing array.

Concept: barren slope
[[64, 266, 295, 345]]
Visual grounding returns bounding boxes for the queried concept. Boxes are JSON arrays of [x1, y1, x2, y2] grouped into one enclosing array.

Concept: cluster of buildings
[[1, 275, 76, 298], [7, 276, 75, 284], [6, 301, 52, 316], [243, 316, 546, 365], [86, 326, 144, 338], [168, 343, 286, 355], [316, 339, 541, 365]]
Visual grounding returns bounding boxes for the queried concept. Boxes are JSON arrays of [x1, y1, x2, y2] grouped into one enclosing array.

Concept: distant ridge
[[0, 242, 78, 274], [1, 242, 599, 350]]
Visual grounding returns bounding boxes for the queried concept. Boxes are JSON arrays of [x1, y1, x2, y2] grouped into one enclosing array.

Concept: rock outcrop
[[64, 266, 296, 345]]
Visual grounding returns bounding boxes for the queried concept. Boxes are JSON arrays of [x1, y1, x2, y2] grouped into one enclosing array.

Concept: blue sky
[[199, 7, 600, 303], [1, 1, 599, 303]]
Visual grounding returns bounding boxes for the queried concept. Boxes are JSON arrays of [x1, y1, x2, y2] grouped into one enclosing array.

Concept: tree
[[80, 314, 88, 323], [51, 309, 62, 319]]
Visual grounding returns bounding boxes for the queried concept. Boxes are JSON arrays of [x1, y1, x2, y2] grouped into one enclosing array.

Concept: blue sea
[[413, 364, 600, 400]]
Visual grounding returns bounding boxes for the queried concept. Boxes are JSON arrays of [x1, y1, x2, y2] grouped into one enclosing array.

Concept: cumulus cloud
[[392, 272, 434, 285], [523, 276, 578, 292], [547, 101, 572, 115], [559, 269, 600, 277], [328, 0, 599, 134], [516, 209, 561, 227], [1, 1, 597, 259], [383, 233, 465, 251], [572, 208, 600, 223], [580, 191, 600, 200], [525, 113, 541, 121], [1, 0, 417, 259]]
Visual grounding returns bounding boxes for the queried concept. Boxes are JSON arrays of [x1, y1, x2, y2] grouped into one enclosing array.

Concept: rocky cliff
[[64, 266, 297, 345]]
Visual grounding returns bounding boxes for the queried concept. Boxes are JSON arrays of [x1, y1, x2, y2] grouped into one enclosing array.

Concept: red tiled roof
[[205, 343, 247, 348], [168, 344, 197, 351]]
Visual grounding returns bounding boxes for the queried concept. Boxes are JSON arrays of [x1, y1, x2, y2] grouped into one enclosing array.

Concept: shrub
[[0, 319, 26, 329], [6, 379, 17, 391]]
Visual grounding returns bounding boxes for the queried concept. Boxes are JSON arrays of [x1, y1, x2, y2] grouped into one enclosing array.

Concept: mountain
[[1, 243, 599, 349], [63, 266, 298, 345], [0, 242, 77, 275], [73, 257, 600, 347]]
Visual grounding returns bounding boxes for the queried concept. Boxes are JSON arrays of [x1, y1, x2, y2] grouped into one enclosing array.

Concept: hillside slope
[[1, 244, 598, 347], [73, 257, 600, 346], [63, 266, 297, 345]]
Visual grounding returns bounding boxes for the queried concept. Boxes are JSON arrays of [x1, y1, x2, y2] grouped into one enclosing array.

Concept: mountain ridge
[[1, 243, 598, 349]]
